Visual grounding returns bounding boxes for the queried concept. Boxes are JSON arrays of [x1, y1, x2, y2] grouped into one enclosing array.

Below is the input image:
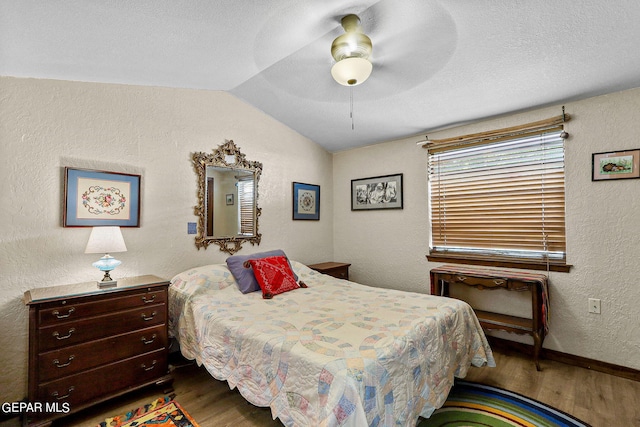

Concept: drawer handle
[[456, 275, 467, 282], [53, 355, 75, 368], [493, 279, 506, 286], [142, 295, 156, 304], [52, 307, 75, 319], [141, 334, 157, 345], [141, 360, 157, 371], [51, 386, 74, 400], [141, 311, 157, 321], [53, 328, 75, 340]]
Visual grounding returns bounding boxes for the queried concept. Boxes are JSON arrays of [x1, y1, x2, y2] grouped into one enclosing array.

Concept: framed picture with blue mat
[[64, 167, 141, 227], [292, 182, 320, 220]]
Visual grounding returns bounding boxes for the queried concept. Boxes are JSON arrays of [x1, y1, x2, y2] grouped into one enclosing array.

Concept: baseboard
[[487, 336, 640, 382]]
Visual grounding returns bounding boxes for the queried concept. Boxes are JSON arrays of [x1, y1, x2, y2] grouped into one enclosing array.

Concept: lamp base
[[97, 270, 117, 288], [97, 279, 118, 288]]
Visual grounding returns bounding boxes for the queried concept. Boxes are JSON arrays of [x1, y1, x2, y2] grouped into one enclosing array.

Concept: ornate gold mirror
[[192, 140, 262, 254]]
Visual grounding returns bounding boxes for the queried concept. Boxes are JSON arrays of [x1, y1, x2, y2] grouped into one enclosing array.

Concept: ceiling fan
[[323, 2, 458, 100], [247, 1, 457, 103], [330, 14, 373, 86]]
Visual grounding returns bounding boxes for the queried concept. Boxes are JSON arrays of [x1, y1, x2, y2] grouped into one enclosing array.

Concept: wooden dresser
[[24, 275, 173, 427], [307, 262, 351, 280]]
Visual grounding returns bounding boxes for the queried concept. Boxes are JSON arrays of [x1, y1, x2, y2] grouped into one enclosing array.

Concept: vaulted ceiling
[[2, 1, 640, 152]]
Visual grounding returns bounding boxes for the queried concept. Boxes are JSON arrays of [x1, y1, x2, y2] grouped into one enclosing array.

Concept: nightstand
[[307, 262, 351, 280], [24, 275, 173, 427]]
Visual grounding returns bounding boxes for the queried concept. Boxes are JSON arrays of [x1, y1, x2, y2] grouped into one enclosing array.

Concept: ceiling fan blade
[[251, 0, 379, 71], [358, 0, 457, 93], [240, 0, 457, 103]]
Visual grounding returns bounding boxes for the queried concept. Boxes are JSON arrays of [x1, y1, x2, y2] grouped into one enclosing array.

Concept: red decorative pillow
[[249, 255, 306, 299]]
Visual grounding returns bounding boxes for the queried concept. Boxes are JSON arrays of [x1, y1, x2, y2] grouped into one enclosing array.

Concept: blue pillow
[[226, 250, 298, 293]]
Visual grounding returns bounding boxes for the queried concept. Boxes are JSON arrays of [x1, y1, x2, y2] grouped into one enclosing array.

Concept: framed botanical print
[[63, 167, 141, 227]]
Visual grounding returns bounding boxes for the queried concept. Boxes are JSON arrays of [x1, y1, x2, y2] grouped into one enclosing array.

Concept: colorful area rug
[[418, 381, 591, 427], [97, 396, 200, 427]]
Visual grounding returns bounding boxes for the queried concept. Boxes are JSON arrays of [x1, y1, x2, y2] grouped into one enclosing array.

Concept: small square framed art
[[292, 182, 320, 220]]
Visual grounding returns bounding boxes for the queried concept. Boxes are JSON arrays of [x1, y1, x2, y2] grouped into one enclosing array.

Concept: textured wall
[[3, 75, 639, 422], [0, 77, 334, 407], [334, 88, 640, 371]]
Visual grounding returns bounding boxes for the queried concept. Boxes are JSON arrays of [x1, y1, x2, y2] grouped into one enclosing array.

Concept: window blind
[[428, 128, 566, 262], [237, 178, 255, 235]]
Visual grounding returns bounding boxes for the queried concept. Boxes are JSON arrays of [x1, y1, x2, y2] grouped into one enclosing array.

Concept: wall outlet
[[588, 298, 601, 314]]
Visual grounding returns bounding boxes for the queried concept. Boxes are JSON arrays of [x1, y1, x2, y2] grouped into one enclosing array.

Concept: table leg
[[533, 330, 543, 371]]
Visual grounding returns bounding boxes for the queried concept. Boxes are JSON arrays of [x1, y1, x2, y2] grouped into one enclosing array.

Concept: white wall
[[334, 88, 640, 371], [0, 77, 334, 406]]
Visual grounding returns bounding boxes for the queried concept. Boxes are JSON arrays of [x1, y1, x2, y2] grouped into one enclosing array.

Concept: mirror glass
[[193, 140, 262, 254]]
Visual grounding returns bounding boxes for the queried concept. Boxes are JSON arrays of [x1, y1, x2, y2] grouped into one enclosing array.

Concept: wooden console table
[[430, 264, 549, 371]]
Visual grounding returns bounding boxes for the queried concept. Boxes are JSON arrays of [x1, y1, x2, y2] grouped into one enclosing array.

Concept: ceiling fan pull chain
[[350, 87, 354, 130]]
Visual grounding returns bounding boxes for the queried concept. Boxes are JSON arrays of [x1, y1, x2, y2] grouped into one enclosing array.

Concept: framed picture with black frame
[[351, 173, 403, 211], [292, 182, 320, 220], [592, 149, 640, 181]]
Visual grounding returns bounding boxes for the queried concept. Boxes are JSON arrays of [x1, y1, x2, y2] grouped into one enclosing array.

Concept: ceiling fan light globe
[[331, 57, 373, 86]]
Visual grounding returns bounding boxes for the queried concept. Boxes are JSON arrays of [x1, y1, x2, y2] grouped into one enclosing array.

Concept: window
[[237, 177, 255, 235], [427, 127, 568, 271]]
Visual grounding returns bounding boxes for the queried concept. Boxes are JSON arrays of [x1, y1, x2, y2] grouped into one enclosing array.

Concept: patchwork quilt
[[169, 261, 495, 427]]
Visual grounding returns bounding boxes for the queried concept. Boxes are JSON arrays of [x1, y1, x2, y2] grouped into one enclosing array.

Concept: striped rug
[[418, 381, 591, 427]]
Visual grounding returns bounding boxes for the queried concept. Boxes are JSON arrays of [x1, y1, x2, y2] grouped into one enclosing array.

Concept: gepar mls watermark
[[2, 401, 70, 415]]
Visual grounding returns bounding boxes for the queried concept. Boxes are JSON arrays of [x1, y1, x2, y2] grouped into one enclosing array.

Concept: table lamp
[[85, 226, 127, 287]]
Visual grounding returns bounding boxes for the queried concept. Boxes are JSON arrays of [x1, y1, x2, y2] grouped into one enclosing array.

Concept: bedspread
[[169, 261, 495, 427]]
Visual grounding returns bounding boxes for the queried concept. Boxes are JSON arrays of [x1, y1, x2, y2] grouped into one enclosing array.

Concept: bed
[[168, 260, 495, 426]]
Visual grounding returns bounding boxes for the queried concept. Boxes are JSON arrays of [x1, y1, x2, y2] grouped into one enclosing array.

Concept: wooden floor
[[56, 347, 640, 427]]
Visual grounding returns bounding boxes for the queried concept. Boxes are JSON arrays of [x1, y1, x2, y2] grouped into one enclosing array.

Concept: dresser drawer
[[38, 288, 166, 327], [38, 304, 166, 352], [38, 324, 167, 382], [36, 349, 167, 407]]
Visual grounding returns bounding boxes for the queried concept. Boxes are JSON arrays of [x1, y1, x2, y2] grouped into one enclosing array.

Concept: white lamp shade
[[85, 226, 127, 254], [331, 57, 373, 86]]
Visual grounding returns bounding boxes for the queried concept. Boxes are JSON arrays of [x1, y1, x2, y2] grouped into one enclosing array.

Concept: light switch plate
[[187, 222, 197, 234]]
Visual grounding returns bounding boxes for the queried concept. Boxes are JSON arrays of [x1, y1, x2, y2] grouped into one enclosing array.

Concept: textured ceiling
[[2, 0, 640, 152]]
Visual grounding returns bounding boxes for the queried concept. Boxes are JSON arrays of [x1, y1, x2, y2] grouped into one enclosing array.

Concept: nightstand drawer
[[38, 324, 167, 382], [308, 262, 351, 280], [36, 349, 167, 407], [38, 288, 166, 327], [38, 303, 166, 352]]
